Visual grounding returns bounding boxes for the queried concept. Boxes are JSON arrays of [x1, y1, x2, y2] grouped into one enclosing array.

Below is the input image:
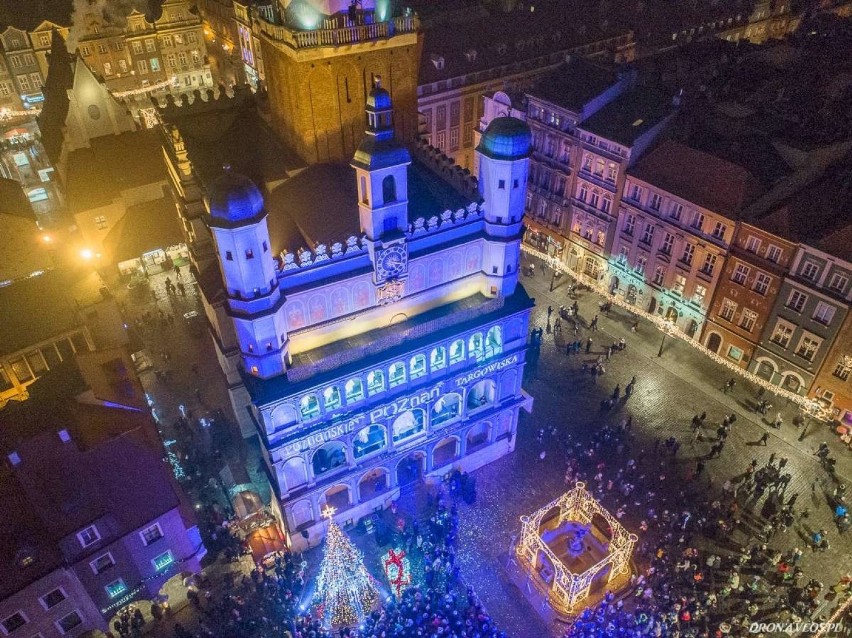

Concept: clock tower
[[351, 78, 410, 288]]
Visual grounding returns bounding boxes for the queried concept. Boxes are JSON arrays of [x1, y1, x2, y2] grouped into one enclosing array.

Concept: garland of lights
[[382, 548, 412, 598], [520, 244, 828, 418], [111, 77, 178, 99], [314, 512, 379, 627]]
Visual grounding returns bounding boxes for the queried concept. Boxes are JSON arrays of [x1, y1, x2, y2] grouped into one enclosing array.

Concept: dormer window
[[77, 525, 101, 548], [464, 49, 477, 62], [429, 54, 445, 70]]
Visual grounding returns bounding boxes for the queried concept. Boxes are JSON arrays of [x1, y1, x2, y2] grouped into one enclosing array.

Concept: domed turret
[[207, 166, 265, 225], [476, 117, 532, 161], [366, 83, 392, 113]]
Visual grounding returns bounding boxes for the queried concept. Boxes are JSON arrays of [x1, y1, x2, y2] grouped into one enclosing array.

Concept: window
[[191, 49, 200, 64], [640, 223, 655, 245], [188, 32, 198, 44], [693, 284, 707, 306], [700, 253, 717, 276], [727, 346, 744, 362], [139, 523, 163, 546], [436, 131, 446, 150], [132, 41, 143, 54], [628, 184, 642, 201], [93, 215, 107, 230], [669, 202, 683, 221], [681, 244, 694, 265], [392, 409, 426, 442], [97, 44, 108, 54], [145, 38, 156, 52], [30, 73, 42, 88], [118, 59, 127, 72], [828, 273, 849, 293], [0, 82, 11, 97], [16, 74, 30, 90], [786, 290, 807, 312], [601, 196, 612, 214], [41, 588, 67, 610], [634, 256, 647, 276], [468, 333, 484, 359], [653, 265, 665, 286], [690, 212, 704, 231], [660, 232, 673, 255], [225, 251, 233, 261], [2, 612, 27, 633], [300, 394, 320, 419], [833, 361, 851, 381], [753, 272, 770, 295], [801, 260, 820, 281], [649, 193, 662, 211], [178, 52, 187, 66], [56, 611, 82, 634], [152, 550, 174, 571], [672, 274, 686, 295], [606, 163, 618, 182], [167, 53, 176, 68], [436, 105, 446, 129], [813, 302, 836, 326], [389, 362, 406, 388], [770, 321, 793, 348], [174, 34, 184, 45], [449, 339, 465, 364], [323, 386, 341, 410], [711, 221, 727, 239], [162, 35, 173, 47], [245, 248, 254, 259], [449, 127, 459, 151], [410, 354, 426, 379], [137, 59, 148, 74], [90, 552, 115, 574], [719, 298, 737, 321], [745, 236, 761, 253], [732, 263, 750, 285], [739, 309, 757, 332], [150, 57, 160, 71], [450, 101, 460, 127], [431, 394, 462, 426], [344, 378, 364, 402], [367, 370, 384, 395], [77, 525, 100, 547], [105, 579, 127, 598], [795, 335, 820, 362], [103, 61, 112, 75], [589, 191, 600, 208], [353, 424, 385, 458], [430, 346, 446, 370], [623, 214, 635, 236], [765, 245, 782, 263], [498, 179, 506, 190], [9, 55, 21, 68], [594, 159, 605, 176], [578, 184, 588, 202]]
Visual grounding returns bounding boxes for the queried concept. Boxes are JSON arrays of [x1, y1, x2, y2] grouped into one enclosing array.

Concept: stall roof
[[101, 194, 184, 265]]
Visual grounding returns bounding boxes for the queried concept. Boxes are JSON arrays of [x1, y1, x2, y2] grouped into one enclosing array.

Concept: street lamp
[[657, 318, 677, 358], [797, 399, 822, 442]]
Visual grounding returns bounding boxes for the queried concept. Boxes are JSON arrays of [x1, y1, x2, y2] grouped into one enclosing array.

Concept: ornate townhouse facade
[[609, 142, 739, 335], [703, 221, 796, 367]]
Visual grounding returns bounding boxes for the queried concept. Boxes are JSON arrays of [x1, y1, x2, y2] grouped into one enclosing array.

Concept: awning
[[102, 195, 184, 266], [247, 523, 287, 563]]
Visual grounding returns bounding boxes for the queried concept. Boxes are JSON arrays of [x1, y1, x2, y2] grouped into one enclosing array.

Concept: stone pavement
[[444, 254, 852, 638]]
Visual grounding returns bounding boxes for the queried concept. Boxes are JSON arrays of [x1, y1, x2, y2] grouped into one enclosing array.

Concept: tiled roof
[[629, 139, 764, 217], [102, 193, 184, 265], [579, 85, 675, 148], [527, 58, 621, 113]]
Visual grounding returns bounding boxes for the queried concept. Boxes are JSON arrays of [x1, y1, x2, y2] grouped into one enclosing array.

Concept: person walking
[[586, 337, 593, 353], [758, 431, 770, 446], [590, 314, 599, 331]]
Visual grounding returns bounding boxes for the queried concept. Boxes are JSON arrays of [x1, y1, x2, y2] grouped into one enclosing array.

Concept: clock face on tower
[[376, 244, 408, 281]]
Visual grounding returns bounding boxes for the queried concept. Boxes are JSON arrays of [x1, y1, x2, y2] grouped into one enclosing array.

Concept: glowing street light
[[80, 248, 94, 260], [41, 233, 52, 244], [657, 318, 678, 357]]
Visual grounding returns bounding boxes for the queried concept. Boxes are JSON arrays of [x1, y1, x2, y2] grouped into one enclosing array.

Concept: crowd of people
[[557, 394, 851, 638]]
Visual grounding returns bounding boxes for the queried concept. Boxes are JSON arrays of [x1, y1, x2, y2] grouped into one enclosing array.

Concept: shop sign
[[454, 354, 519, 387], [279, 414, 367, 458]]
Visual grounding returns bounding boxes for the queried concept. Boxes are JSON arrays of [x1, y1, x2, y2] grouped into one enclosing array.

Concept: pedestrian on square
[[586, 337, 592, 353], [547, 305, 553, 319], [590, 314, 598, 331], [758, 431, 770, 445]]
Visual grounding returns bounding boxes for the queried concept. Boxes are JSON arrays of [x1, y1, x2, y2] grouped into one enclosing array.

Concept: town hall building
[[176, 82, 535, 549]]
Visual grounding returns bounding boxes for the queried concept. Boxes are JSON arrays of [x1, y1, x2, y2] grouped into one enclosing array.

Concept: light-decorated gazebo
[[516, 482, 637, 614]]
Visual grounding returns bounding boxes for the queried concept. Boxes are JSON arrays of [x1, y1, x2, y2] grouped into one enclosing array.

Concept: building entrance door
[[396, 452, 424, 487]]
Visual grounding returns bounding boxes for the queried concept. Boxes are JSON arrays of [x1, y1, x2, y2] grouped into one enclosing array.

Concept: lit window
[[770, 321, 793, 348], [388, 362, 406, 388], [653, 266, 665, 286], [345, 378, 364, 402], [833, 361, 851, 381], [812, 301, 836, 326], [323, 386, 341, 410], [105, 579, 127, 598], [430, 346, 446, 370], [719, 298, 737, 322], [299, 395, 320, 419], [431, 394, 462, 426], [795, 335, 820, 362], [392, 409, 425, 442], [152, 550, 174, 571], [693, 284, 707, 306], [739, 309, 758, 332], [485, 326, 502, 357], [410, 354, 426, 379], [353, 424, 385, 458], [449, 339, 465, 364], [468, 333, 484, 359], [367, 370, 385, 395]]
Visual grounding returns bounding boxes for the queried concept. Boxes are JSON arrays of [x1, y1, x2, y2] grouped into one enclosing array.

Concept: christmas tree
[[314, 511, 379, 627]]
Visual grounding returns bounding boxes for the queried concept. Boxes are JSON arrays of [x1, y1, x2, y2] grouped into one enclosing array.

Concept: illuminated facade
[[202, 86, 534, 549], [516, 482, 636, 614], [610, 142, 739, 337]]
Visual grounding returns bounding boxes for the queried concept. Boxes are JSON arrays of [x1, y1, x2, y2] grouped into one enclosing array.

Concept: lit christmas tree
[[314, 506, 379, 627]]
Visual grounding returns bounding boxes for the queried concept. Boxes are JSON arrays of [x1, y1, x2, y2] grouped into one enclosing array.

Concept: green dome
[[477, 117, 532, 160]]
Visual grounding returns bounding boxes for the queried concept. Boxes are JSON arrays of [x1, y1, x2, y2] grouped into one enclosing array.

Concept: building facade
[[703, 222, 796, 367], [0, 26, 45, 110], [192, 86, 534, 549], [751, 246, 852, 394], [811, 309, 852, 427]]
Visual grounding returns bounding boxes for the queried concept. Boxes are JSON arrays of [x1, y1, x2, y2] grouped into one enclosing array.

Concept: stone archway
[[432, 437, 459, 469], [396, 451, 425, 486]]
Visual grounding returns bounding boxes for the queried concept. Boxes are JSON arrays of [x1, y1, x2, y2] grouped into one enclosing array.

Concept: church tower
[[207, 167, 287, 379], [352, 78, 410, 286], [476, 117, 532, 297], [258, 0, 422, 165]]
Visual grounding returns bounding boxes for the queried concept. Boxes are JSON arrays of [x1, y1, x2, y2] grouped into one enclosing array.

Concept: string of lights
[[111, 77, 178, 99], [0, 107, 40, 121], [381, 548, 412, 598], [520, 244, 825, 415]]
